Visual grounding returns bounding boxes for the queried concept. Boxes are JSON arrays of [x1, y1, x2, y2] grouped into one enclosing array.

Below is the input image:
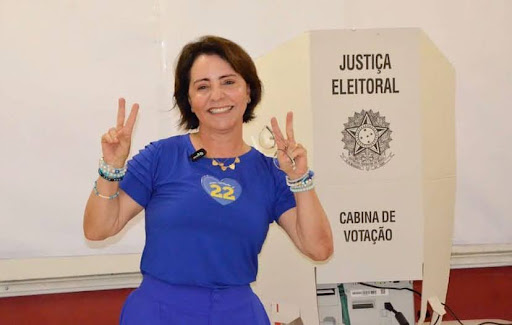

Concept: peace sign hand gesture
[[101, 98, 139, 168], [270, 111, 309, 179]]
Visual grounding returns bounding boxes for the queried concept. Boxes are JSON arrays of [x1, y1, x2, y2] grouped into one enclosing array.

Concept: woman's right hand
[[101, 98, 139, 168]]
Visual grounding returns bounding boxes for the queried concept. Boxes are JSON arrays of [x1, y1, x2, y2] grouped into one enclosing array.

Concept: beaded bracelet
[[290, 181, 315, 193], [98, 168, 124, 182], [286, 170, 314, 186], [286, 169, 315, 193], [99, 157, 126, 182], [93, 180, 120, 200]]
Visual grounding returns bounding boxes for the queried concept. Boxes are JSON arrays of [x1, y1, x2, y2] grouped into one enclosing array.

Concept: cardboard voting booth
[[246, 29, 456, 325]]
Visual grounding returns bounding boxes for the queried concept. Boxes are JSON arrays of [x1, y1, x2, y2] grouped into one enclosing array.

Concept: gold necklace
[[211, 157, 241, 171]]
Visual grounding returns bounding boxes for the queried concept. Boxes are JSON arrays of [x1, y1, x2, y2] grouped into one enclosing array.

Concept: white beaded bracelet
[[290, 182, 315, 193]]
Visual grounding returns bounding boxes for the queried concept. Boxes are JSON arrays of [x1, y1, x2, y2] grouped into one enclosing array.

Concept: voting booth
[[245, 29, 456, 325]]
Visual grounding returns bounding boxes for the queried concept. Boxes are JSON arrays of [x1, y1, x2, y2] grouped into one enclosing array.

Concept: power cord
[[359, 281, 422, 295], [384, 302, 410, 325], [358, 282, 512, 325]]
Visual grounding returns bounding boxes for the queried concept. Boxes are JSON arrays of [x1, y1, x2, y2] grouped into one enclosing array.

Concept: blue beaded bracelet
[[93, 180, 120, 200], [98, 158, 126, 182], [287, 169, 315, 193], [286, 170, 314, 186], [98, 168, 124, 182]]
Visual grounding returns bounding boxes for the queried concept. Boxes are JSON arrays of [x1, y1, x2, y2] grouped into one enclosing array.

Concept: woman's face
[[188, 54, 250, 133]]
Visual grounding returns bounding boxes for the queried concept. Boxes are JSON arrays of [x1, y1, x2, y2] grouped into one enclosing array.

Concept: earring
[[247, 97, 251, 104]]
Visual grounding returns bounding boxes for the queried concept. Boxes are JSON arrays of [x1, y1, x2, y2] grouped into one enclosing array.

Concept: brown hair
[[173, 35, 262, 130]]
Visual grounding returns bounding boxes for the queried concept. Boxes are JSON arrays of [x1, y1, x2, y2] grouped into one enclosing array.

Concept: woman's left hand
[[270, 111, 309, 179]]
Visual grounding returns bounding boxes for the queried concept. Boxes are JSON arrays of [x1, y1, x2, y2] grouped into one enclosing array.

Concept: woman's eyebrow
[[219, 74, 237, 79], [192, 78, 209, 84], [192, 74, 237, 84]]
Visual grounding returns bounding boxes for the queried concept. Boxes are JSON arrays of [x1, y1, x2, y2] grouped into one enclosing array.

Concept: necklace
[[211, 157, 241, 171]]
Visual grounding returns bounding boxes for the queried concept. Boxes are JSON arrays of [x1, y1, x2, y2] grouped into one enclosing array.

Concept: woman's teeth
[[209, 106, 232, 114]]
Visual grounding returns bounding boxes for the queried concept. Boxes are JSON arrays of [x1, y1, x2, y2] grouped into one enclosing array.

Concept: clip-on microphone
[[190, 148, 207, 162]]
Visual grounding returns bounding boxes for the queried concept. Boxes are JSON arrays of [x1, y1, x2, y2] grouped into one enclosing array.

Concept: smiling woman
[[173, 36, 262, 131], [83, 35, 333, 325], [187, 54, 251, 135]]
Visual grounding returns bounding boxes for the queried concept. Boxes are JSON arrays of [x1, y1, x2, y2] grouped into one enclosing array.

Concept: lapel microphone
[[190, 148, 207, 162]]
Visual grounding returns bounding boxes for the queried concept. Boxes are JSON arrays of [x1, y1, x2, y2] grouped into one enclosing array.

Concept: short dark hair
[[173, 35, 262, 130]]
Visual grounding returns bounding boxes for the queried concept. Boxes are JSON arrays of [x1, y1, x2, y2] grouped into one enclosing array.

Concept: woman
[[84, 35, 333, 325]]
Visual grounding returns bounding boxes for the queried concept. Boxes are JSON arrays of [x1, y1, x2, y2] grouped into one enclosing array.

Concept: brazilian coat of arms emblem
[[341, 110, 393, 170]]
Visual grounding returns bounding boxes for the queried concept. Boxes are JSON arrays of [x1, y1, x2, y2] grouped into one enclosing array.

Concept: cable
[[432, 314, 441, 325], [441, 303, 511, 325], [442, 302, 463, 325], [384, 302, 410, 325], [359, 282, 422, 297], [337, 284, 351, 325], [357, 282, 512, 325]]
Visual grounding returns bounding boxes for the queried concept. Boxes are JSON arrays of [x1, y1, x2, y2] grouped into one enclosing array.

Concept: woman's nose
[[210, 84, 224, 101]]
